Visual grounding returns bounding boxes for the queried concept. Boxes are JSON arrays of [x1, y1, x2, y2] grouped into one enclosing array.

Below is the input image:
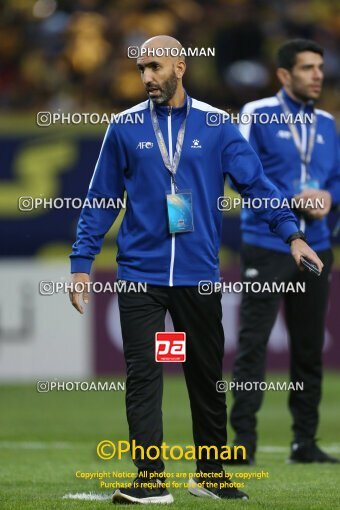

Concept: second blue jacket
[[239, 88, 340, 253]]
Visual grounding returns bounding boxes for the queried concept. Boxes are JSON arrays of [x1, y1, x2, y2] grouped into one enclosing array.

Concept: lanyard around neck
[[277, 90, 317, 166], [149, 98, 190, 185]]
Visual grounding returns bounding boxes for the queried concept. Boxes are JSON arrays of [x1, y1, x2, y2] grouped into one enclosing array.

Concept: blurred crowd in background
[[1, 0, 340, 118]]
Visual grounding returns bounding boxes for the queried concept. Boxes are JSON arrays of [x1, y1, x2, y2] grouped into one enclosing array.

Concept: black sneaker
[[188, 472, 249, 500], [288, 440, 340, 464], [112, 476, 174, 504], [225, 442, 255, 465]]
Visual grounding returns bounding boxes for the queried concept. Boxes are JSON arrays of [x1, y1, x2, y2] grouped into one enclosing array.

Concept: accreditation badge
[[166, 191, 194, 234], [293, 178, 320, 193]]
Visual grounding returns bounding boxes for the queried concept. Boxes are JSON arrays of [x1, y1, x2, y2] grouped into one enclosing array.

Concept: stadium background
[[1, 2, 340, 509]]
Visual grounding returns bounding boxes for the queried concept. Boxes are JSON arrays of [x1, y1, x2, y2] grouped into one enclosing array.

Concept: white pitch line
[[63, 493, 111, 501], [258, 446, 287, 453], [258, 445, 340, 454], [0, 441, 73, 449], [1, 441, 339, 454]]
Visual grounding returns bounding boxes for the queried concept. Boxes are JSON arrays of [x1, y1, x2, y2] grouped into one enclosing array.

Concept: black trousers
[[230, 244, 333, 451], [118, 285, 226, 473]]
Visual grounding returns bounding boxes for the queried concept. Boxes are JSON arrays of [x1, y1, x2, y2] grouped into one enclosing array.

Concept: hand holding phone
[[300, 256, 321, 276]]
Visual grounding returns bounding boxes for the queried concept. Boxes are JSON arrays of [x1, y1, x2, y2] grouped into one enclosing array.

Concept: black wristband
[[287, 230, 307, 245]]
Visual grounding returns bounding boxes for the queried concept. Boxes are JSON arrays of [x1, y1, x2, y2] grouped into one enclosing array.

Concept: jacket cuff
[[70, 256, 93, 274], [275, 221, 299, 244]]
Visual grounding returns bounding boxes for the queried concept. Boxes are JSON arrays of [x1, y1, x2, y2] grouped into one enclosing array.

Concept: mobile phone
[[300, 256, 321, 276]]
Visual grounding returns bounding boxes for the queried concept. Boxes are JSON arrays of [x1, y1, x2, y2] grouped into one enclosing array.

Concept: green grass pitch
[[0, 372, 339, 509]]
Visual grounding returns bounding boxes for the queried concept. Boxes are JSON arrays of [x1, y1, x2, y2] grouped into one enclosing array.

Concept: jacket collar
[[280, 87, 314, 113], [151, 92, 189, 117]]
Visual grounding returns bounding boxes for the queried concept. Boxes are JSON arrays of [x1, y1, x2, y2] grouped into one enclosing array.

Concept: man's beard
[[291, 84, 321, 103], [148, 71, 178, 105]]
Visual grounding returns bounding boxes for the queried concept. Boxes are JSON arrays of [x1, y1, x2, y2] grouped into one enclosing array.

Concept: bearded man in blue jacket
[[69, 35, 323, 504], [230, 39, 340, 466]]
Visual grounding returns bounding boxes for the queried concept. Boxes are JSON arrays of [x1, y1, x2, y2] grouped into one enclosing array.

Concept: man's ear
[[176, 60, 186, 79], [277, 67, 291, 88]]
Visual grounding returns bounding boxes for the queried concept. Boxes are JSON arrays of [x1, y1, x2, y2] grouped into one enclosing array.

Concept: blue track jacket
[[70, 95, 300, 285], [239, 88, 340, 253]]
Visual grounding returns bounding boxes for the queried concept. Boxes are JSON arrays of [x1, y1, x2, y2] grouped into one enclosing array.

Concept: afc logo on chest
[[155, 332, 186, 362], [136, 141, 154, 149]]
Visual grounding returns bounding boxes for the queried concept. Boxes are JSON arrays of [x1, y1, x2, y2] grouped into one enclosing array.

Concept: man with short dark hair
[[70, 36, 323, 503], [230, 39, 340, 465]]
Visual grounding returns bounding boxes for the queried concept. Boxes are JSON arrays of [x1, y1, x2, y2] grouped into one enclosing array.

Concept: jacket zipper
[[300, 105, 307, 232], [168, 106, 175, 287]]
